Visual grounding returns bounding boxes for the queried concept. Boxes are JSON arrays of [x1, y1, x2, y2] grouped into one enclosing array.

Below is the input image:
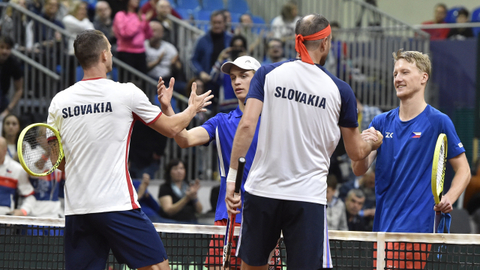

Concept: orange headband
[[295, 25, 331, 65]]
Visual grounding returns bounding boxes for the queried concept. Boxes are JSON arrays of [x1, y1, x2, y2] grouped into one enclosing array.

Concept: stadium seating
[[202, 0, 224, 11], [230, 12, 242, 23], [176, 0, 200, 10], [471, 6, 480, 37], [252, 15, 265, 25], [444, 6, 465, 23], [226, 0, 249, 14]]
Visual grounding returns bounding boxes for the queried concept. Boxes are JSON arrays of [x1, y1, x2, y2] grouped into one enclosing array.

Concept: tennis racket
[[223, 157, 246, 268], [431, 133, 447, 233], [17, 123, 64, 177]]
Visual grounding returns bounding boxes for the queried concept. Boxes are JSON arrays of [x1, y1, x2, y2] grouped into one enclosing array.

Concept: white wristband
[[226, 168, 237, 183]]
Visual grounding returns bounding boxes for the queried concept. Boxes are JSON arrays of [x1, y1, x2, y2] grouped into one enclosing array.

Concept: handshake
[[361, 126, 383, 150]]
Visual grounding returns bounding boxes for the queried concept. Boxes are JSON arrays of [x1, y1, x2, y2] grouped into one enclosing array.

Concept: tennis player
[[46, 30, 212, 270], [157, 55, 265, 269], [352, 50, 471, 269], [225, 14, 382, 269]]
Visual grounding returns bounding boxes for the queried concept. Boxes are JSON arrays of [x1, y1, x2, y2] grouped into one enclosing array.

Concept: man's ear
[[421, 72, 429, 85], [101, 50, 107, 62]]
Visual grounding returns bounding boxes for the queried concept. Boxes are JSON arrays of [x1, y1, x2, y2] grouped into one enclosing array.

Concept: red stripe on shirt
[[132, 111, 162, 126], [146, 112, 162, 125], [126, 116, 140, 209], [0, 176, 18, 189], [81, 77, 104, 81]]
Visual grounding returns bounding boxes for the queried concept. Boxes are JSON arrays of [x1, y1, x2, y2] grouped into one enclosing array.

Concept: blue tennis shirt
[[201, 106, 260, 223]]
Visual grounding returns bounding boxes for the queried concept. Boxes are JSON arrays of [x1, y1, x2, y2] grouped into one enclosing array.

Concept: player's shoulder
[[372, 108, 397, 124], [4, 157, 25, 173]]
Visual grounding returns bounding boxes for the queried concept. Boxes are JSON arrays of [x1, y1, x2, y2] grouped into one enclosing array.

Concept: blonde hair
[[5, 0, 27, 21], [69, 0, 87, 16], [392, 49, 431, 78]]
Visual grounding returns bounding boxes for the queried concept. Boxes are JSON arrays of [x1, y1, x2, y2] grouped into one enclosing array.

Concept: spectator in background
[[447, 7, 474, 40], [2, 114, 21, 161], [0, 36, 24, 118], [210, 35, 248, 112], [191, 10, 232, 108], [132, 172, 176, 223], [113, 0, 153, 80], [0, 137, 36, 216], [326, 174, 348, 231], [93, 1, 116, 50], [145, 21, 178, 80], [152, 0, 176, 44], [27, 0, 43, 15], [26, 0, 64, 52], [261, 38, 287, 65], [62, 0, 94, 85], [221, 9, 234, 33], [235, 13, 264, 56], [158, 158, 203, 224], [345, 189, 368, 231], [270, 1, 300, 59], [55, 0, 72, 21], [140, 0, 159, 19], [0, 0, 28, 49], [339, 168, 376, 230], [141, 0, 182, 22], [421, 3, 449, 40], [357, 98, 383, 133]]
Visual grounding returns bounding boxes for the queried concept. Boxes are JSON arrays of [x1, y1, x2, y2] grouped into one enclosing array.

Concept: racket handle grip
[[235, 157, 246, 194]]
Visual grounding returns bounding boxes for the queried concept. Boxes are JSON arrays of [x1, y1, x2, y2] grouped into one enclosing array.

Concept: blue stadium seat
[[176, 0, 200, 10], [226, 0, 249, 14], [176, 8, 195, 20], [196, 9, 212, 21], [202, 0, 224, 11], [252, 15, 265, 25], [445, 6, 465, 23], [471, 6, 480, 37], [230, 12, 241, 23]]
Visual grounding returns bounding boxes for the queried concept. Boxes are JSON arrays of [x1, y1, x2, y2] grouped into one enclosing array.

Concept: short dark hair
[[0, 35, 15, 49], [74, 30, 109, 69], [230, 35, 247, 50], [164, 158, 185, 184], [457, 7, 469, 18], [295, 14, 330, 50], [210, 10, 226, 22]]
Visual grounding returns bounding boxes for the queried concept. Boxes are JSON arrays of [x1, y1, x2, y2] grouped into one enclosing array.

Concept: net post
[[376, 232, 385, 270]]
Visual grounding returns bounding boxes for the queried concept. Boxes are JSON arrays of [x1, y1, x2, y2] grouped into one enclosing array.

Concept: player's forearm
[[162, 107, 196, 137], [160, 101, 175, 117], [351, 152, 376, 176], [445, 165, 471, 204], [230, 123, 256, 170]]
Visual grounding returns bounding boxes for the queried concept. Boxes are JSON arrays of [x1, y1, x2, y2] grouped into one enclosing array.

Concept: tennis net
[[1, 216, 480, 269]]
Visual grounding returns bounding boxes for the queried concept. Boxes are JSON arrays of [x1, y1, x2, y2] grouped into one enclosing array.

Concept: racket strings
[[21, 126, 56, 174], [436, 143, 446, 193]]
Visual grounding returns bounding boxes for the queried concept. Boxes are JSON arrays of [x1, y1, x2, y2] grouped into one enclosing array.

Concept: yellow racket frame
[[17, 123, 64, 177], [431, 133, 447, 205]]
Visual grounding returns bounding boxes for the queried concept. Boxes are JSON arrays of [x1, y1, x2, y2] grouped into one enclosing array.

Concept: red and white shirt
[[47, 78, 161, 215]]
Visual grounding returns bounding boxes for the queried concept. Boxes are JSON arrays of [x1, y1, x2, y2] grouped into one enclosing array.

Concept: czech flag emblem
[[411, 132, 421, 138]]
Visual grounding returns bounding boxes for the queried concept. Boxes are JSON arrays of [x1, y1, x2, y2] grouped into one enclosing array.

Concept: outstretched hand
[[157, 77, 175, 108], [188, 83, 213, 113]]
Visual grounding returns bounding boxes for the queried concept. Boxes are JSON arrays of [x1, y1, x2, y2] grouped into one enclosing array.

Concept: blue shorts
[[238, 192, 332, 269], [65, 209, 168, 270]]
